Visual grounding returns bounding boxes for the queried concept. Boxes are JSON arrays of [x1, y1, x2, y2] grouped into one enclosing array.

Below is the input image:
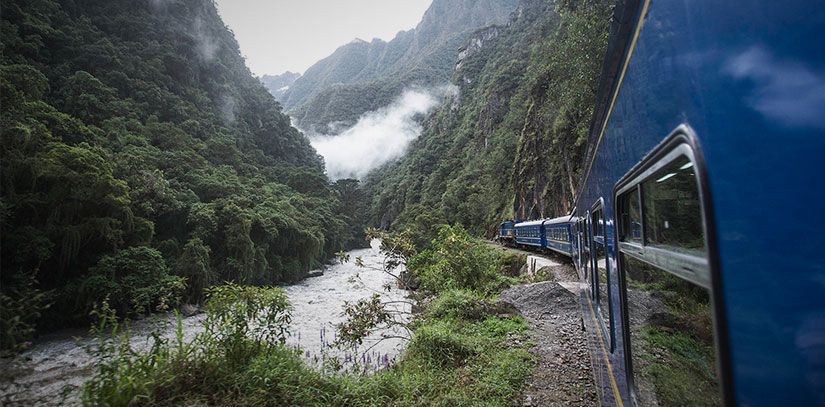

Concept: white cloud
[[308, 85, 457, 180]]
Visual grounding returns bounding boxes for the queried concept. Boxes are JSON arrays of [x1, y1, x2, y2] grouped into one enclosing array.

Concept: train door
[[591, 200, 612, 347], [582, 214, 592, 298]]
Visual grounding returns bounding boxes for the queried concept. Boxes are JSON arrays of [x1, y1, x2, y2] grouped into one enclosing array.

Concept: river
[[0, 240, 409, 406]]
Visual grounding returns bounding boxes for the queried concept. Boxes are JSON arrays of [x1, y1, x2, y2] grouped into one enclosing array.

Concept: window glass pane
[[621, 187, 642, 243], [642, 156, 704, 252], [595, 241, 610, 334], [624, 254, 721, 406], [593, 210, 603, 237]]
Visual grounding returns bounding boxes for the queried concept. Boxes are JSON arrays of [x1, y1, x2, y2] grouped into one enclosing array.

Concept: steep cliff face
[[281, 0, 518, 133], [455, 25, 501, 72], [367, 0, 611, 236]]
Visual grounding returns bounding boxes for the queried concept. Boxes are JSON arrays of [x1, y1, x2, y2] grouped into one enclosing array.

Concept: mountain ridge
[[260, 71, 301, 100], [280, 0, 519, 133]]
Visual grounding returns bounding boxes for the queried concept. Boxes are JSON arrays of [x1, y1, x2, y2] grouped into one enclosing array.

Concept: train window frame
[[615, 144, 709, 286], [619, 185, 643, 244], [613, 126, 732, 406]]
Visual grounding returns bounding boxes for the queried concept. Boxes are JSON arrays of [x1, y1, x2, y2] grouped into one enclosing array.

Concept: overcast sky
[[215, 0, 432, 76]]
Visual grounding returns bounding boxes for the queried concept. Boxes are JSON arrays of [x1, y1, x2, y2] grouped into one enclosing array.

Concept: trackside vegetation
[[82, 225, 534, 406]]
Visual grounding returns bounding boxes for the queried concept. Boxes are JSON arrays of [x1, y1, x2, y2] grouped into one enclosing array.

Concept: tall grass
[[83, 227, 533, 406]]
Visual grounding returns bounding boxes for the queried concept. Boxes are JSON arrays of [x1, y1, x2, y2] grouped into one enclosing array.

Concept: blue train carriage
[[541, 215, 574, 256], [497, 219, 516, 244], [571, 0, 825, 406], [514, 219, 545, 247]]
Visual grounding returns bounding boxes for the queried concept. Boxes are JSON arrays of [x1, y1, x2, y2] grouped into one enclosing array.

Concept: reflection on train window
[[623, 255, 721, 406], [617, 149, 720, 405], [642, 156, 704, 253], [592, 206, 610, 341], [620, 186, 642, 243]]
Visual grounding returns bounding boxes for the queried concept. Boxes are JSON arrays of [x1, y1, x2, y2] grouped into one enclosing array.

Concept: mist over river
[[0, 240, 409, 406]]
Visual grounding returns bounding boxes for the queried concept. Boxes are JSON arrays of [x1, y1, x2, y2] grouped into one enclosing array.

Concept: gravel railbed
[[501, 270, 598, 406]]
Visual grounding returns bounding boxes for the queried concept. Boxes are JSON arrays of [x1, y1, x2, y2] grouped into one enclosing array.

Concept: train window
[[592, 209, 602, 237], [620, 186, 642, 243], [616, 137, 721, 406], [622, 254, 720, 406], [642, 155, 705, 254]]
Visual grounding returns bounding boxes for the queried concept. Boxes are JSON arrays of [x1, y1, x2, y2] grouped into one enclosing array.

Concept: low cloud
[[309, 85, 458, 180], [193, 16, 219, 62], [218, 94, 236, 124]]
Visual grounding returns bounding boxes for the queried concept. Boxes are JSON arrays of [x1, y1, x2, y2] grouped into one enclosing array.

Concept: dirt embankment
[[500, 261, 598, 406]]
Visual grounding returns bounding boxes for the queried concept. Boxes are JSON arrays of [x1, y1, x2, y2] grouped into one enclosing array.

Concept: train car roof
[[543, 215, 573, 225], [514, 216, 573, 228], [514, 219, 545, 227]]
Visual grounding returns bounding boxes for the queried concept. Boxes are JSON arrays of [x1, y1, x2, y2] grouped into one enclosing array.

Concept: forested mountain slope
[[280, 0, 518, 133], [367, 0, 611, 238], [0, 0, 358, 341]]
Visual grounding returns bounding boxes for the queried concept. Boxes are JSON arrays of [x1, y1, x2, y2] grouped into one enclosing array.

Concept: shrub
[[425, 289, 488, 320], [174, 238, 213, 302], [204, 283, 292, 346], [0, 272, 50, 354], [407, 320, 477, 368], [83, 284, 293, 405], [408, 225, 514, 294], [79, 246, 185, 317]]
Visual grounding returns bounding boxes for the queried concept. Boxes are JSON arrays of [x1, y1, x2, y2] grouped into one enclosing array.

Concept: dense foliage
[[82, 228, 532, 406], [280, 0, 518, 133], [367, 0, 611, 236], [0, 0, 359, 346], [408, 225, 517, 294]]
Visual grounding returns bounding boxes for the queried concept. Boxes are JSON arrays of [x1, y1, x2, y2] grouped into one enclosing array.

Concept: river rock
[[180, 303, 200, 316]]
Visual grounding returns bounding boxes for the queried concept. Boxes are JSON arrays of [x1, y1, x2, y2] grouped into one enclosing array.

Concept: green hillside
[[0, 0, 360, 342], [367, 0, 611, 239], [281, 0, 519, 133]]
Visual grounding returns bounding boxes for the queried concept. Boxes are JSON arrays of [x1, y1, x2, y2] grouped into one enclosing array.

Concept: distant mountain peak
[[260, 71, 302, 102], [280, 0, 519, 133]]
